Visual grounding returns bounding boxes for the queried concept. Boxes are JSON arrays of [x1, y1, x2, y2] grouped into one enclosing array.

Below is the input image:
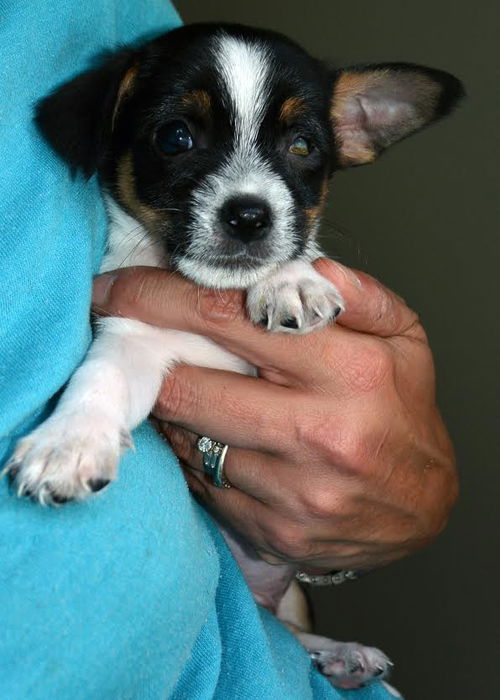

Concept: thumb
[[314, 259, 424, 339]]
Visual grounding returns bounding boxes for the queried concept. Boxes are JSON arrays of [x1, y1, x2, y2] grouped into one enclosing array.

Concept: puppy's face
[[110, 26, 335, 288], [37, 23, 463, 288]]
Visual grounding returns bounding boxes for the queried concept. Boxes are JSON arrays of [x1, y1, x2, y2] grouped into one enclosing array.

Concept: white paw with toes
[[6, 414, 130, 504], [247, 261, 344, 334], [310, 640, 392, 689]]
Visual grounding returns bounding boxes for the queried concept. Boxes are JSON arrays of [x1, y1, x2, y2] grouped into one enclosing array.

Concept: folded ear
[[35, 48, 139, 177], [330, 63, 464, 167]]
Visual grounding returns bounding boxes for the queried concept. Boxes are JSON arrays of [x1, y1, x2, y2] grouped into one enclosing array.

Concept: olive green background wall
[[175, 2, 499, 698]]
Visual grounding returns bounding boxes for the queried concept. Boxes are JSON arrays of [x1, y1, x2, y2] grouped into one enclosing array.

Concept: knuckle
[[197, 287, 245, 330], [340, 340, 394, 393], [108, 267, 151, 312], [300, 418, 374, 480], [183, 468, 207, 497], [373, 286, 394, 326], [258, 551, 286, 565], [155, 368, 199, 422], [337, 425, 393, 480], [424, 514, 448, 542], [295, 413, 357, 474], [373, 284, 401, 330], [269, 527, 315, 562], [163, 425, 191, 457], [404, 308, 420, 332], [375, 284, 424, 339], [398, 306, 424, 339], [410, 511, 446, 549], [422, 465, 460, 540], [294, 412, 337, 462], [299, 485, 337, 520]]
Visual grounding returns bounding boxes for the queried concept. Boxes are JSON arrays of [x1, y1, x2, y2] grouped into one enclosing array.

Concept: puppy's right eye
[[156, 121, 194, 155]]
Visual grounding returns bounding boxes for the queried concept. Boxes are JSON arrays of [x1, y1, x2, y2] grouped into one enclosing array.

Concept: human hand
[[92, 260, 458, 571]]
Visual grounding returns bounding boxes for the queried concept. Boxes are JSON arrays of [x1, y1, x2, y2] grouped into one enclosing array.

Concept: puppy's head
[[36, 23, 463, 288]]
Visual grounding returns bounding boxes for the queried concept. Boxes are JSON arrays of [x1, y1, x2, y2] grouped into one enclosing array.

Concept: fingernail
[[330, 260, 362, 289], [92, 272, 117, 306]]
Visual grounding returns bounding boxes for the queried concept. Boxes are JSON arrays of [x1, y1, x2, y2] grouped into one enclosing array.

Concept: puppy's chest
[[101, 197, 167, 274]]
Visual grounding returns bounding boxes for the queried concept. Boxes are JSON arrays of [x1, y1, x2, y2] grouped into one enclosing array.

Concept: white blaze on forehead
[[180, 33, 298, 288], [213, 34, 271, 147]]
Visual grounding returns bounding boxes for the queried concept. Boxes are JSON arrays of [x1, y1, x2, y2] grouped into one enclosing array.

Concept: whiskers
[[319, 214, 366, 267], [113, 224, 166, 269], [152, 206, 182, 213]]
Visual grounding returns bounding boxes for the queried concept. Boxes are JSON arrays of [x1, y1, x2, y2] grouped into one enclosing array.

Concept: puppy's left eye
[[156, 121, 194, 155], [289, 137, 311, 156]]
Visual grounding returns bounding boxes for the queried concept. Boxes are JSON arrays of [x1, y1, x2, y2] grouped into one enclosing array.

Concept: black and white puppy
[[7, 23, 462, 690]]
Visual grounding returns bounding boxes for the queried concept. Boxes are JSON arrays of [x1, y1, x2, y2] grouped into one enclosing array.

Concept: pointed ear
[[330, 63, 464, 167], [35, 48, 140, 177]]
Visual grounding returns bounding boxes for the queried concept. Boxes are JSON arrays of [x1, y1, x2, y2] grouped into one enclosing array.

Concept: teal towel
[[0, 1, 396, 697]]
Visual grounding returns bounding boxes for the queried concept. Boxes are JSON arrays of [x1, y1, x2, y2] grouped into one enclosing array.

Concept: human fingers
[[91, 264, 424, 388], [160, 421, 434, 556], [182, 466, 409, 570], [87, 266, 353, 394], [161, 421, 365, 531], [314, 259, 426, 341], [91, 266, 317, 379], [153, 364, 303, 455], [89, 266, 359, 384], [91, 262, 416, 344], [159, 422, 288, 504], [91, 266, 247, 330]]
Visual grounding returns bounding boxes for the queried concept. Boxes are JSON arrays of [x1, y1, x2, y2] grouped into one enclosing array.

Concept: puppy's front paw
[[311, 641, 392, 690], [247, 261, 344, 333], [6, 414, 131, 505]]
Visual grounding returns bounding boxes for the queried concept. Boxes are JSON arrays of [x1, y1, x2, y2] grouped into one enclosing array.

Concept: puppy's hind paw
[[311, 641, 392, 690]]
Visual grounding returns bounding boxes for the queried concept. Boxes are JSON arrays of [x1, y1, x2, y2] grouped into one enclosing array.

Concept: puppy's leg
[[275, 581, 395, 691], [7, 318, 250, 504], [299, 630, 393, 690], [246, 259, 344, 334]]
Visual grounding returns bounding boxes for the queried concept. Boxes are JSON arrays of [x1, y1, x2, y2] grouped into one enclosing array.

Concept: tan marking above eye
[[279, 96, 306, 123], [181, 90, 211, 115]]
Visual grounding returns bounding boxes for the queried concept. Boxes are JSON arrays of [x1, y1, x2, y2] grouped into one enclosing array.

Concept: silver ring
[[196, 436, 231, 489], [295, 570, 358, 586]]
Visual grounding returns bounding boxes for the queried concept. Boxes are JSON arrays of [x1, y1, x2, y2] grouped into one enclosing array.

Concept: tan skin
[[92, 258, 458, 572]]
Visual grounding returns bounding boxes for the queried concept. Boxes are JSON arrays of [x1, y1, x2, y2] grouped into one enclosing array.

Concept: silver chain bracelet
[[295, 569, 359, 586]]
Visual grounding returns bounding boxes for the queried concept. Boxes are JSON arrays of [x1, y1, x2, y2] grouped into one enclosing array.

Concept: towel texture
[[0, 2, 396, 697]]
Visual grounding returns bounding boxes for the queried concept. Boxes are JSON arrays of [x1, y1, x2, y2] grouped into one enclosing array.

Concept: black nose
[[221, 196, 271, 243]]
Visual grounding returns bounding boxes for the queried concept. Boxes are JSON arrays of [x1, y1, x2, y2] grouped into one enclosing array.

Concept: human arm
[[91, 258, 458, 572]]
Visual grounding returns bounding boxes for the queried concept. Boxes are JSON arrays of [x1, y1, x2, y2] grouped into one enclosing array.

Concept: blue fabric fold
[[0, 2, 396, 697]]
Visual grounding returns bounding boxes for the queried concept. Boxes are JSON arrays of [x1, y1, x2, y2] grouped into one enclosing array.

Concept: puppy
[[6, 23, 462, 690]]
